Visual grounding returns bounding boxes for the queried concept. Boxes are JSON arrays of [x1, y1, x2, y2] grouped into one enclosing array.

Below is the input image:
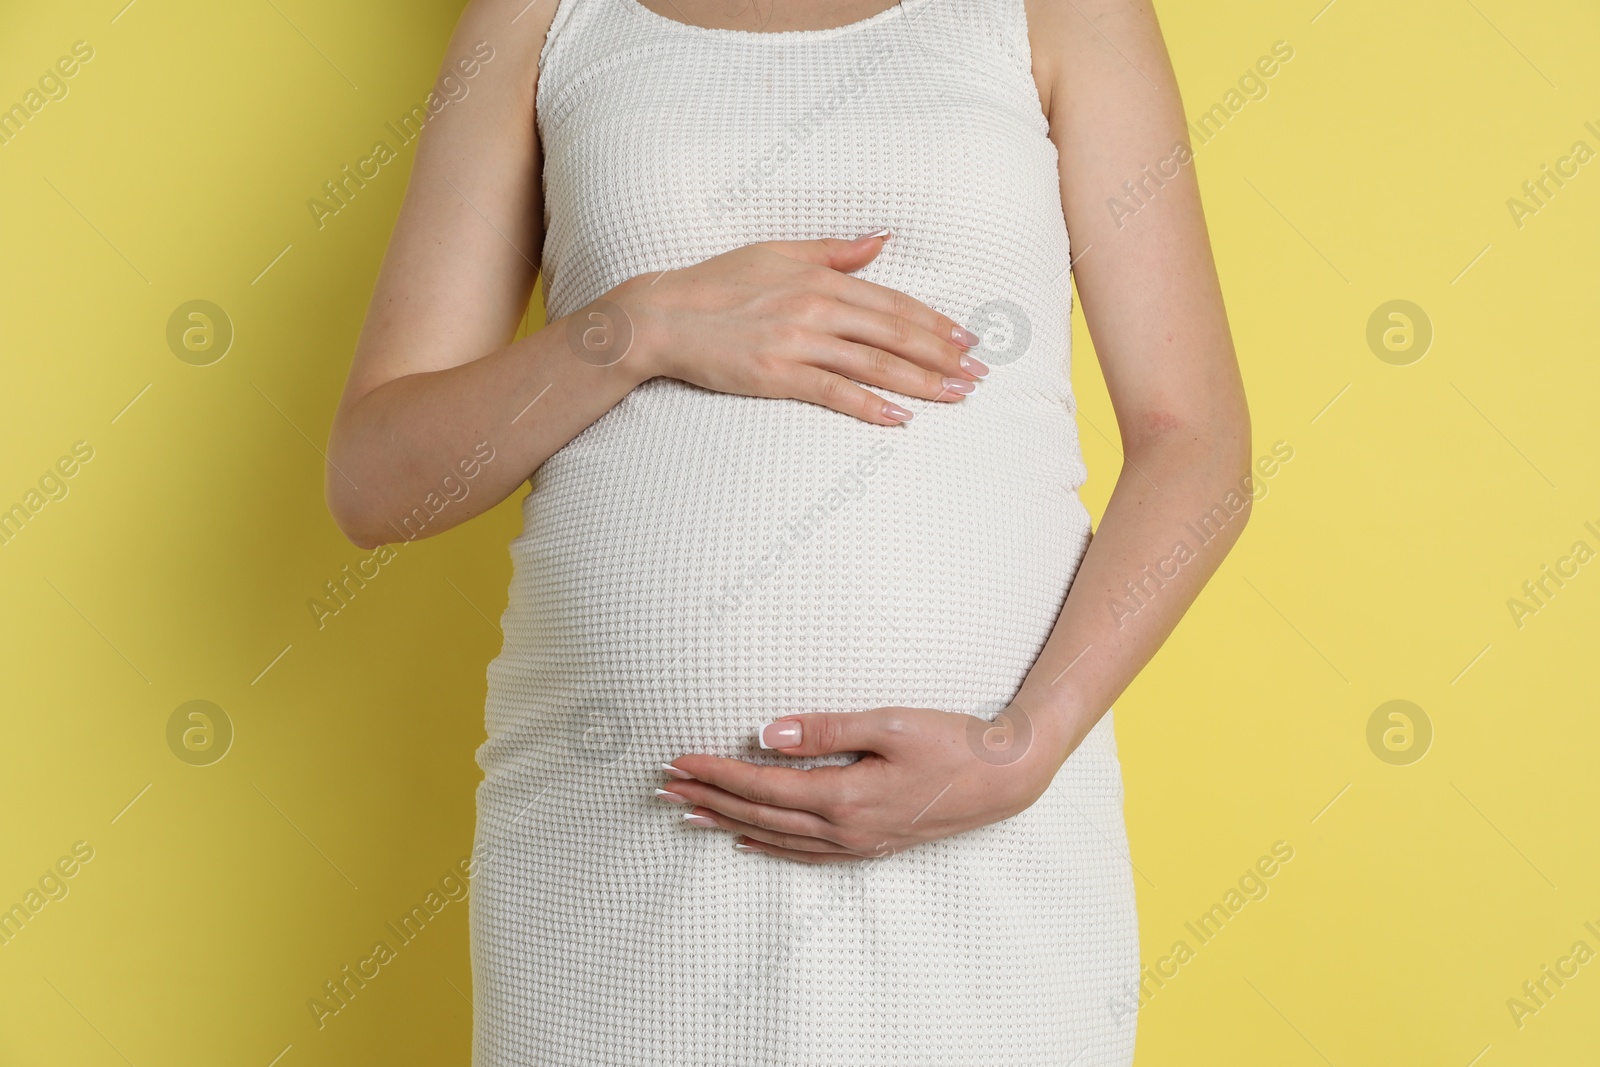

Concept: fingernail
[[960, 354, 990, 379], [856, 227, 892, 241], [654, 788, 688, 803], [661, 762, 694, 780], [940, 377, 974, 397], [882, 403, 914, 423], [734, 841, 767, 853], [952, 324, 980, 347], [683, 812, 718, 828], [759, 721, 803, 749]]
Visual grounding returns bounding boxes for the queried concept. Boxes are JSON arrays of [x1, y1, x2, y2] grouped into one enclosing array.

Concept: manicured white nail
[[661, 762, 693, 780], [734, 841, 767, 852], [654, 788, 687, 803], [857, 227, 892, 241], [758, 721, 802, 749], [683, 812, 718, 828]]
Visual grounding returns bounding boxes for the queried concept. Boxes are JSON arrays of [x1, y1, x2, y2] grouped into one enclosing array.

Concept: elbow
[[324, 449, 390, 551], [339, 522, 388, 553], [1125, 402, 1258, 525], [1215, 418, 1258, 532], [1124, 405, 1251, 474], [325, 482, 385, 551], [324, 403, 392, 550]]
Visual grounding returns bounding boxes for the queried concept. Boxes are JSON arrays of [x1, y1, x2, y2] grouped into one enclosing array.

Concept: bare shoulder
[[1021, 0, 1182, 131], [451, 0, 562, 106]]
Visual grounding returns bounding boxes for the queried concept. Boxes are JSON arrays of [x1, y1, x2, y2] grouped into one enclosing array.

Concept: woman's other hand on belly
[[653, 704, 1073, 863]]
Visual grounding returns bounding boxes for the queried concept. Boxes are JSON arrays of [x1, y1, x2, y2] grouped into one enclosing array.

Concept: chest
[[538, 40, 1059, 264]]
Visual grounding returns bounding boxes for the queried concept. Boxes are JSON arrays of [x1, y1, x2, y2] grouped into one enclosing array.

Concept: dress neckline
[[618, 0, 939, 41]]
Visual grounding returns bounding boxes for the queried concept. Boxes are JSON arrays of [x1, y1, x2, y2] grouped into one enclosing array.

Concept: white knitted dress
[[472, 0, 1140, 1062]]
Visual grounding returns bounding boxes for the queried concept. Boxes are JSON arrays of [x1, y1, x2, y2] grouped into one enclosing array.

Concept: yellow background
[[2, 0, 1596, 1064]]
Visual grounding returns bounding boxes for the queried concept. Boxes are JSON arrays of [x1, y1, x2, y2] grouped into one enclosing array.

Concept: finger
[[683, 807, 852, 855], [768, 237, 986, 372], [771, 230, 892, 273], [668, 779, 837, 838], [808, 336, 975, 405], [667, 756, 851, 819], [758, 709, 908, 757], [830, 275, 986, 365], [733, 837, 863, 864], [783, 365, 917, 425]]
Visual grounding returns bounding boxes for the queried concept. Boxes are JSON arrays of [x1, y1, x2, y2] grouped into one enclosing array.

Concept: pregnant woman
[[326, 0, 1250, 1062]]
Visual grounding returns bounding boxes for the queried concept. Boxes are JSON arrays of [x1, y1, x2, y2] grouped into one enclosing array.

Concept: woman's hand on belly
[[611, 230, 989, 426], [656, 705, 1070, 863]]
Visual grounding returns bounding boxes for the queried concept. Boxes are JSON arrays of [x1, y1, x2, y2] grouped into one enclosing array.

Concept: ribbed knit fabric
[[471, 0, 1140, 1062]]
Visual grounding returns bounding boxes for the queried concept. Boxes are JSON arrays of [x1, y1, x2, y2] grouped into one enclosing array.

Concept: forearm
[[325, 299, 650, 549], [1013, 428, 1254, 768]]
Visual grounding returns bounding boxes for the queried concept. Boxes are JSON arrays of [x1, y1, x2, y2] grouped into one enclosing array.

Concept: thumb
[[782, 228, 892, 273], [758, 708, 899, 756]]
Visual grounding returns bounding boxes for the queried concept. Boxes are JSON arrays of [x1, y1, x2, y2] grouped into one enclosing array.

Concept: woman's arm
[[660, 0, 1252, 861], [324, 0, 617, 550], [1006, 0, 1253, 760], [325, 0, 984, 549]]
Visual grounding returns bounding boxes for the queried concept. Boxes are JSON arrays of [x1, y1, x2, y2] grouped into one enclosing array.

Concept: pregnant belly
[[482, 379, 1092, 773]]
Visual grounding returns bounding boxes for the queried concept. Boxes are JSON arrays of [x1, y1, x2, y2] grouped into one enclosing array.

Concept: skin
[[327, 0, 1250, 863]]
